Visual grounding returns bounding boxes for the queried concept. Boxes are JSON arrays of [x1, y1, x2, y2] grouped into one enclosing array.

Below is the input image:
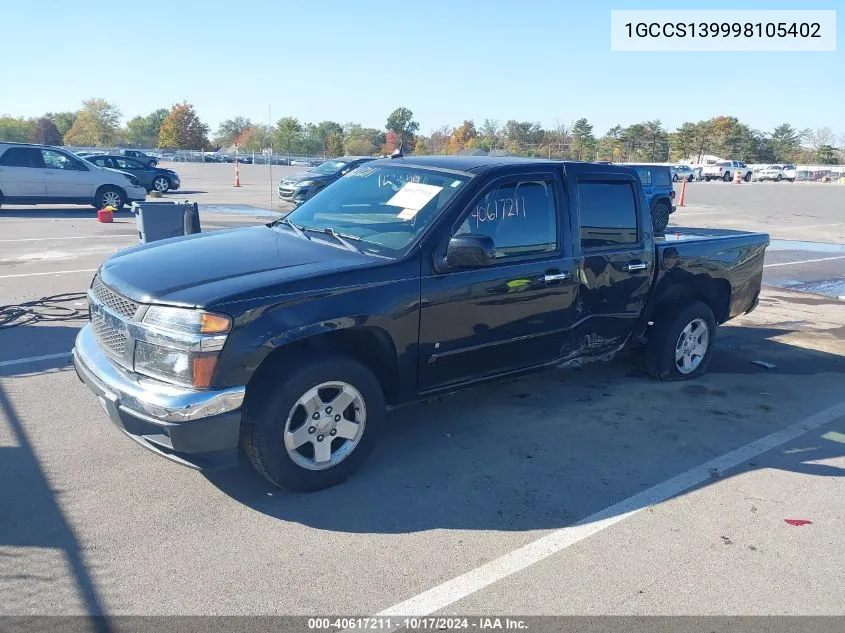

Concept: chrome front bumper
[[73, 324, 245, 470]]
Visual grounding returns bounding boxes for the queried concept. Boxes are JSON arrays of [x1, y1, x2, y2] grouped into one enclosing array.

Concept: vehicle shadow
[[0, 383, 109, 623], [205, 324, 845, 534]]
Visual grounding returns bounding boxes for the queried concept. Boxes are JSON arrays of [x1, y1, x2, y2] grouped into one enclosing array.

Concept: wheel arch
[[247, 325, 401, 406], [646, 275, 732, 326], [93, 183, 127, 205]]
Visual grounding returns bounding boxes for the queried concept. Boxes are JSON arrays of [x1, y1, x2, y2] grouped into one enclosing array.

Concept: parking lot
[[2, 164, 845, 618]]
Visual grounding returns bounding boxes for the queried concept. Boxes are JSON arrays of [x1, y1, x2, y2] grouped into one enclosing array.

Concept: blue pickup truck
[[626, 164, 676, 233]]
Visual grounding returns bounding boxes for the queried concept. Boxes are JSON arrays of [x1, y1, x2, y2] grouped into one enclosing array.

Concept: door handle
[[543, 272, 570, 283], [623, 262, 648, 272]]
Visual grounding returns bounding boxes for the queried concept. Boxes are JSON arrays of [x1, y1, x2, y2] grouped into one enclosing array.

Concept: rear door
[[0, 147, 47, 201], [418, 170, 579, 390], [42, 149, 98, 200], [563, 168, 654, 357]]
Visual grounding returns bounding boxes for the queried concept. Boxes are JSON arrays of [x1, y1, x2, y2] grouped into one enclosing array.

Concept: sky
[[1, 0, 842, 137]]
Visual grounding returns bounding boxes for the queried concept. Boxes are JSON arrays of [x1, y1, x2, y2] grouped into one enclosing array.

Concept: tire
[[744, 172, 752, 182], [651, 201, 670, 234], [723, 172, 732, 182], [687, 175, 694, 182], [95, 186, 125, 210], [789, 178, 795, 183], [152, 176, 171, 193], [672, 174, 679, 182], [241, 354, 385, 492], [645, 301, 716, 381], [776, 174, 782, 182], [705, 177, 711, 182]]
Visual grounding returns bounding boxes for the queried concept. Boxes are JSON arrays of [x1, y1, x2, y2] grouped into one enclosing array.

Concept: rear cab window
[[633, 167, 652, 187], [576, 180, 639, 249], [653, 168, 671, 187]]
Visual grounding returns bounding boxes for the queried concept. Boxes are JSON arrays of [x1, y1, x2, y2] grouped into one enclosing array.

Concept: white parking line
[[764, 255, 845, 268], [0, 268, 98, 280], [359, 399, 845, 626], [0, 352, 71, 368], [0, 234, 136, 242]]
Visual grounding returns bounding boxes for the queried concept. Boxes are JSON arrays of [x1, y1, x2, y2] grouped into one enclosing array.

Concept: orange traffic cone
[[678, 179, 687, 206], [234, 164, 241, 188], [733, 170, 742, 184]]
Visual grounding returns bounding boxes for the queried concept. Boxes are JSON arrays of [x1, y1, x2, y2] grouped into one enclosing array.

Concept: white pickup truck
[[702, 160, 752, 182]]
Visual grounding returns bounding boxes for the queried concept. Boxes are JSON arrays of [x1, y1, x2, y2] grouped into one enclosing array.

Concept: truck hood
[[99, 225, 374, 307]]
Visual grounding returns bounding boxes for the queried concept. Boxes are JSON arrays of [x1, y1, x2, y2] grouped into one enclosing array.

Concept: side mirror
[[443, 234, 496, 269]]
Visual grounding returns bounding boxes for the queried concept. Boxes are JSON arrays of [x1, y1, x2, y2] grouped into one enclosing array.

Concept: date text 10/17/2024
[[308, 617, 529, 630]]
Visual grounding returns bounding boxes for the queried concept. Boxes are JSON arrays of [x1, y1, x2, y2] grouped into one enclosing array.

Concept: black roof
[[370, 155, 629, 175]]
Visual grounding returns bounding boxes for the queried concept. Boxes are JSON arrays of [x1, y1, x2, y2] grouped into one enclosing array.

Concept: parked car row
[[750, 164, 796, 182], [84, 155, 180, 193], [0, 142, 147, 209]]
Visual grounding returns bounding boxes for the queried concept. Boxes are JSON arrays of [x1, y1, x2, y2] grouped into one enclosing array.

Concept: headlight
[[143, 305, 231, 335], [295, 180, 317, 188], [136, 306, 232, 388]]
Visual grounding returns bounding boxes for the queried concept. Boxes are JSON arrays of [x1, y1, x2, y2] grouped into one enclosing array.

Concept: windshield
[[283, 164, 470, 256], [311, 160, 350, 175]]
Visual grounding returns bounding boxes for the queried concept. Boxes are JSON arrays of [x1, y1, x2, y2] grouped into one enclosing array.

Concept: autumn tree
[[158, 103, 210, 150], [31, 117, 63, 145], [215, 116, 253, 147], [125, 109, 168, 147], [447, 120, 478, 154], [64, 98, 122, 146], [385, 107, 419, 150], [236, 125, 272, 152]]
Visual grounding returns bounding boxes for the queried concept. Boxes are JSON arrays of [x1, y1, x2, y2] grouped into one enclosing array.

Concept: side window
[[634, 167, 652, 187], [115, 158, 142, 170], [653, 169, 671, 187], [42, 150, 87, 171], [455, 178, 558, 259], [577, 181, 639, 249], [0, 147, 43, 168]]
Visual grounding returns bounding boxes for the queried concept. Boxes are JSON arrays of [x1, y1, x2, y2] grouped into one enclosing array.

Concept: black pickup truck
[[73, 156, 769, 491]]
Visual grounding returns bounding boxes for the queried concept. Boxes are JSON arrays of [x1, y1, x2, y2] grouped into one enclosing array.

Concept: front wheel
[[241, 355, 385, 491], [776, 174, 782, 182], [744, 172, 752, 182], [723, 172, 732, 182], [95, 186, 125, 210], [672, 174, 679, 182], [152, 176, 171, 193], [645, 301, 716, 381]]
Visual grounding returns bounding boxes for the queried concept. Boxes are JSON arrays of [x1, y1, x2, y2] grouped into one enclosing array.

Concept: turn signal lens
[[192, 356, 218, 389], [200, 313, 232, 334]]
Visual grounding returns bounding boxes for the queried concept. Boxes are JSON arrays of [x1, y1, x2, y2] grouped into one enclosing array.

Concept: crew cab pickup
[[702, 160, 752, 182], [73, 157, 769, 491]]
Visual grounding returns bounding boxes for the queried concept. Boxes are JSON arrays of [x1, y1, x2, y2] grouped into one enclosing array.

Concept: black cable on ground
[[0, 292, 89, 330]]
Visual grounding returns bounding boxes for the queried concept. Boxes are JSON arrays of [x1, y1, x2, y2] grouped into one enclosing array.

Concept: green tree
[[816, 144, 838, 164], [385, 107, 419, 149], [571, 118, 595, 160], [31, 117, 63, 145], [46, 111, 77, 137], [215, 116, 252, 147], [125, 109, 168, 147], [769, 123, 804, 162], [64, 98, 122, 146], [273, 117, 304, 153], [158, 102, 210, 150], [326, 131, 345, 157], [0, 116, 35, 142]]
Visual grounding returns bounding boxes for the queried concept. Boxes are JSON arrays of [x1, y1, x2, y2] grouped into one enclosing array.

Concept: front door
[[0, 147, 47, 201], [42, 149, 97, 200], [418, 172, 578, 391]]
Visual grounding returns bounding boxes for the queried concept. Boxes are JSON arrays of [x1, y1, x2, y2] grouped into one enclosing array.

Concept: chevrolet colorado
[[73, 156, 769, 491]]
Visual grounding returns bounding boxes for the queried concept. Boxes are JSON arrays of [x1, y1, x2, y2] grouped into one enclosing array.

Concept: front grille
[[91, 312, 127, 358], [92, 276, 139, 319]]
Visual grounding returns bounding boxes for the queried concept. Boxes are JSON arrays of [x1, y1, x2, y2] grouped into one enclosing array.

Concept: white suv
[[0, 143, 147, 210]]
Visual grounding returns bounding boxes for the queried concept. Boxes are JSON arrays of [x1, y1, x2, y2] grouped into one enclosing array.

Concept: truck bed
[[651, 227, 770, 323]]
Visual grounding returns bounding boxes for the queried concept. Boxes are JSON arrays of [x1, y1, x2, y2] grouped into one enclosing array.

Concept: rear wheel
[[687, 174, 694, 182], [723, 172, 732, 182], [241, 355, 385, 491], [672, 174, 679, 182], [646, 301, 716, 381], [776, 174, 782, 182], [651, 201, 671, 233], [95, 186, 125, 210]]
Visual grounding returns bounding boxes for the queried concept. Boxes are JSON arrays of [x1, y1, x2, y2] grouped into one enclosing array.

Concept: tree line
[[1, 99, 841, 165]]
